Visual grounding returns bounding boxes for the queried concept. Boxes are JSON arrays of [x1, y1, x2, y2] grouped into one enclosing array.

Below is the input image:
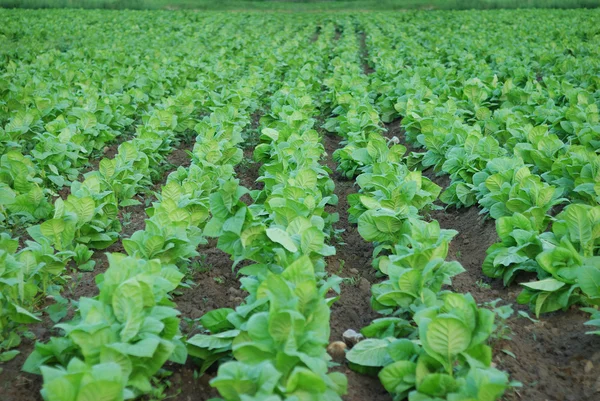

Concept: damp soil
[[154, 112, 269, 401], [429, 197, 600, 401], [334, 25, 342, 41], [429, 199, 600, 401], [235, 111, 264, 194], [155, 242, 242, 401], [322, 132, 391, 401], [311, 25, 321, 43]]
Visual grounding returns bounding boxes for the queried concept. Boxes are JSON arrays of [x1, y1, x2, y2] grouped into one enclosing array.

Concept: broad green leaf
[[379, 360, 417, 394], [578, 263, 600, 299], [346, 338, 393, 367], [266, 227, 298, 252], [426, 317, 471, 358], [521, 278, 566, 292]]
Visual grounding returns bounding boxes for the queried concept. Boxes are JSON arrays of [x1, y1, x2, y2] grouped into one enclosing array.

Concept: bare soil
[[236, 111, 263, 193], [158, 242, 241, 401], [322, 133, 391, 401]]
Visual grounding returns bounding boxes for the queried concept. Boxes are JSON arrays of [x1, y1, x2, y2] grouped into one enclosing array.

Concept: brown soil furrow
[[165, 114, 266, 401], [322, 132, 391, 401], [311, 25, 321, 43], [235, 111, 263, 194], [334, 25, 342, 41], [358, 31, 374, 76], [162, 241, 239, 401]]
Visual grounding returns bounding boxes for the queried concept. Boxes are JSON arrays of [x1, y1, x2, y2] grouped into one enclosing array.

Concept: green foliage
[[10, 12, 313, 400], [189, 25, 348, 400], [2, 7, 598, 400], [207, 258, 347, 401], [347, 293, 508, 400], [370, 219, 465, 313], [516, 204, 600, 316], [475, 161, 565, 220], [367, 8, 600, 327], [23, 254, 186, 398], [482, 212, 546, 285], [322, 17, 512, 401]]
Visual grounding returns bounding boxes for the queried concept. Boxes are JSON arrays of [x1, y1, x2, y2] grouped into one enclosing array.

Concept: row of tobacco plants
[[0, 12, 273, 361], [321, 18, 511, 400], [1, 8, 598, 401]]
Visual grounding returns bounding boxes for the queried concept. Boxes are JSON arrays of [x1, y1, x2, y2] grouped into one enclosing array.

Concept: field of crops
[[1, 7, 600, 401]]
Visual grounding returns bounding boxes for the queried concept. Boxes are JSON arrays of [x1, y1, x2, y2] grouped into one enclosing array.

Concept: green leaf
[[0, 350, 20, 362], [579, 263, 600, 299], [563, 205, 593, 254], [112, 281, 144, 342], [266, 227, 298, 252], [417, 372, 457, 397], [11, 304, 42, 324], [222, 207, 246, 236], [426, 316, 471, 359], [300, 226, 325, 254], [521, 278, 566, 292], [387, 339, 419, 362], [187, 333, 236, 352], [346, 339, 393, 367], [200, 308, 235, 333], [360, 195, 381, 210], [77, 381, 123, 401], [378, 360, 417, 394], [261, 128, 279, 141], [68, 197, 95, 223], [295, 169, 318, 189], [40, 218, 73, 251]]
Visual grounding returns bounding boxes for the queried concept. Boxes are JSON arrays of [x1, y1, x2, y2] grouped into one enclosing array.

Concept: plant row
[[323, 20, 510, 401], [0, 12, 241, 229], [16, 46, 284, 401], [0, 43, 262, 362], [0, 12, 293, 231]]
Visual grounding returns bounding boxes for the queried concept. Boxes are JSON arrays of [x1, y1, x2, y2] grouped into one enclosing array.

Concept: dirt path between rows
[[358, 31, 374, 75], [322, 132, 391, 401]]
